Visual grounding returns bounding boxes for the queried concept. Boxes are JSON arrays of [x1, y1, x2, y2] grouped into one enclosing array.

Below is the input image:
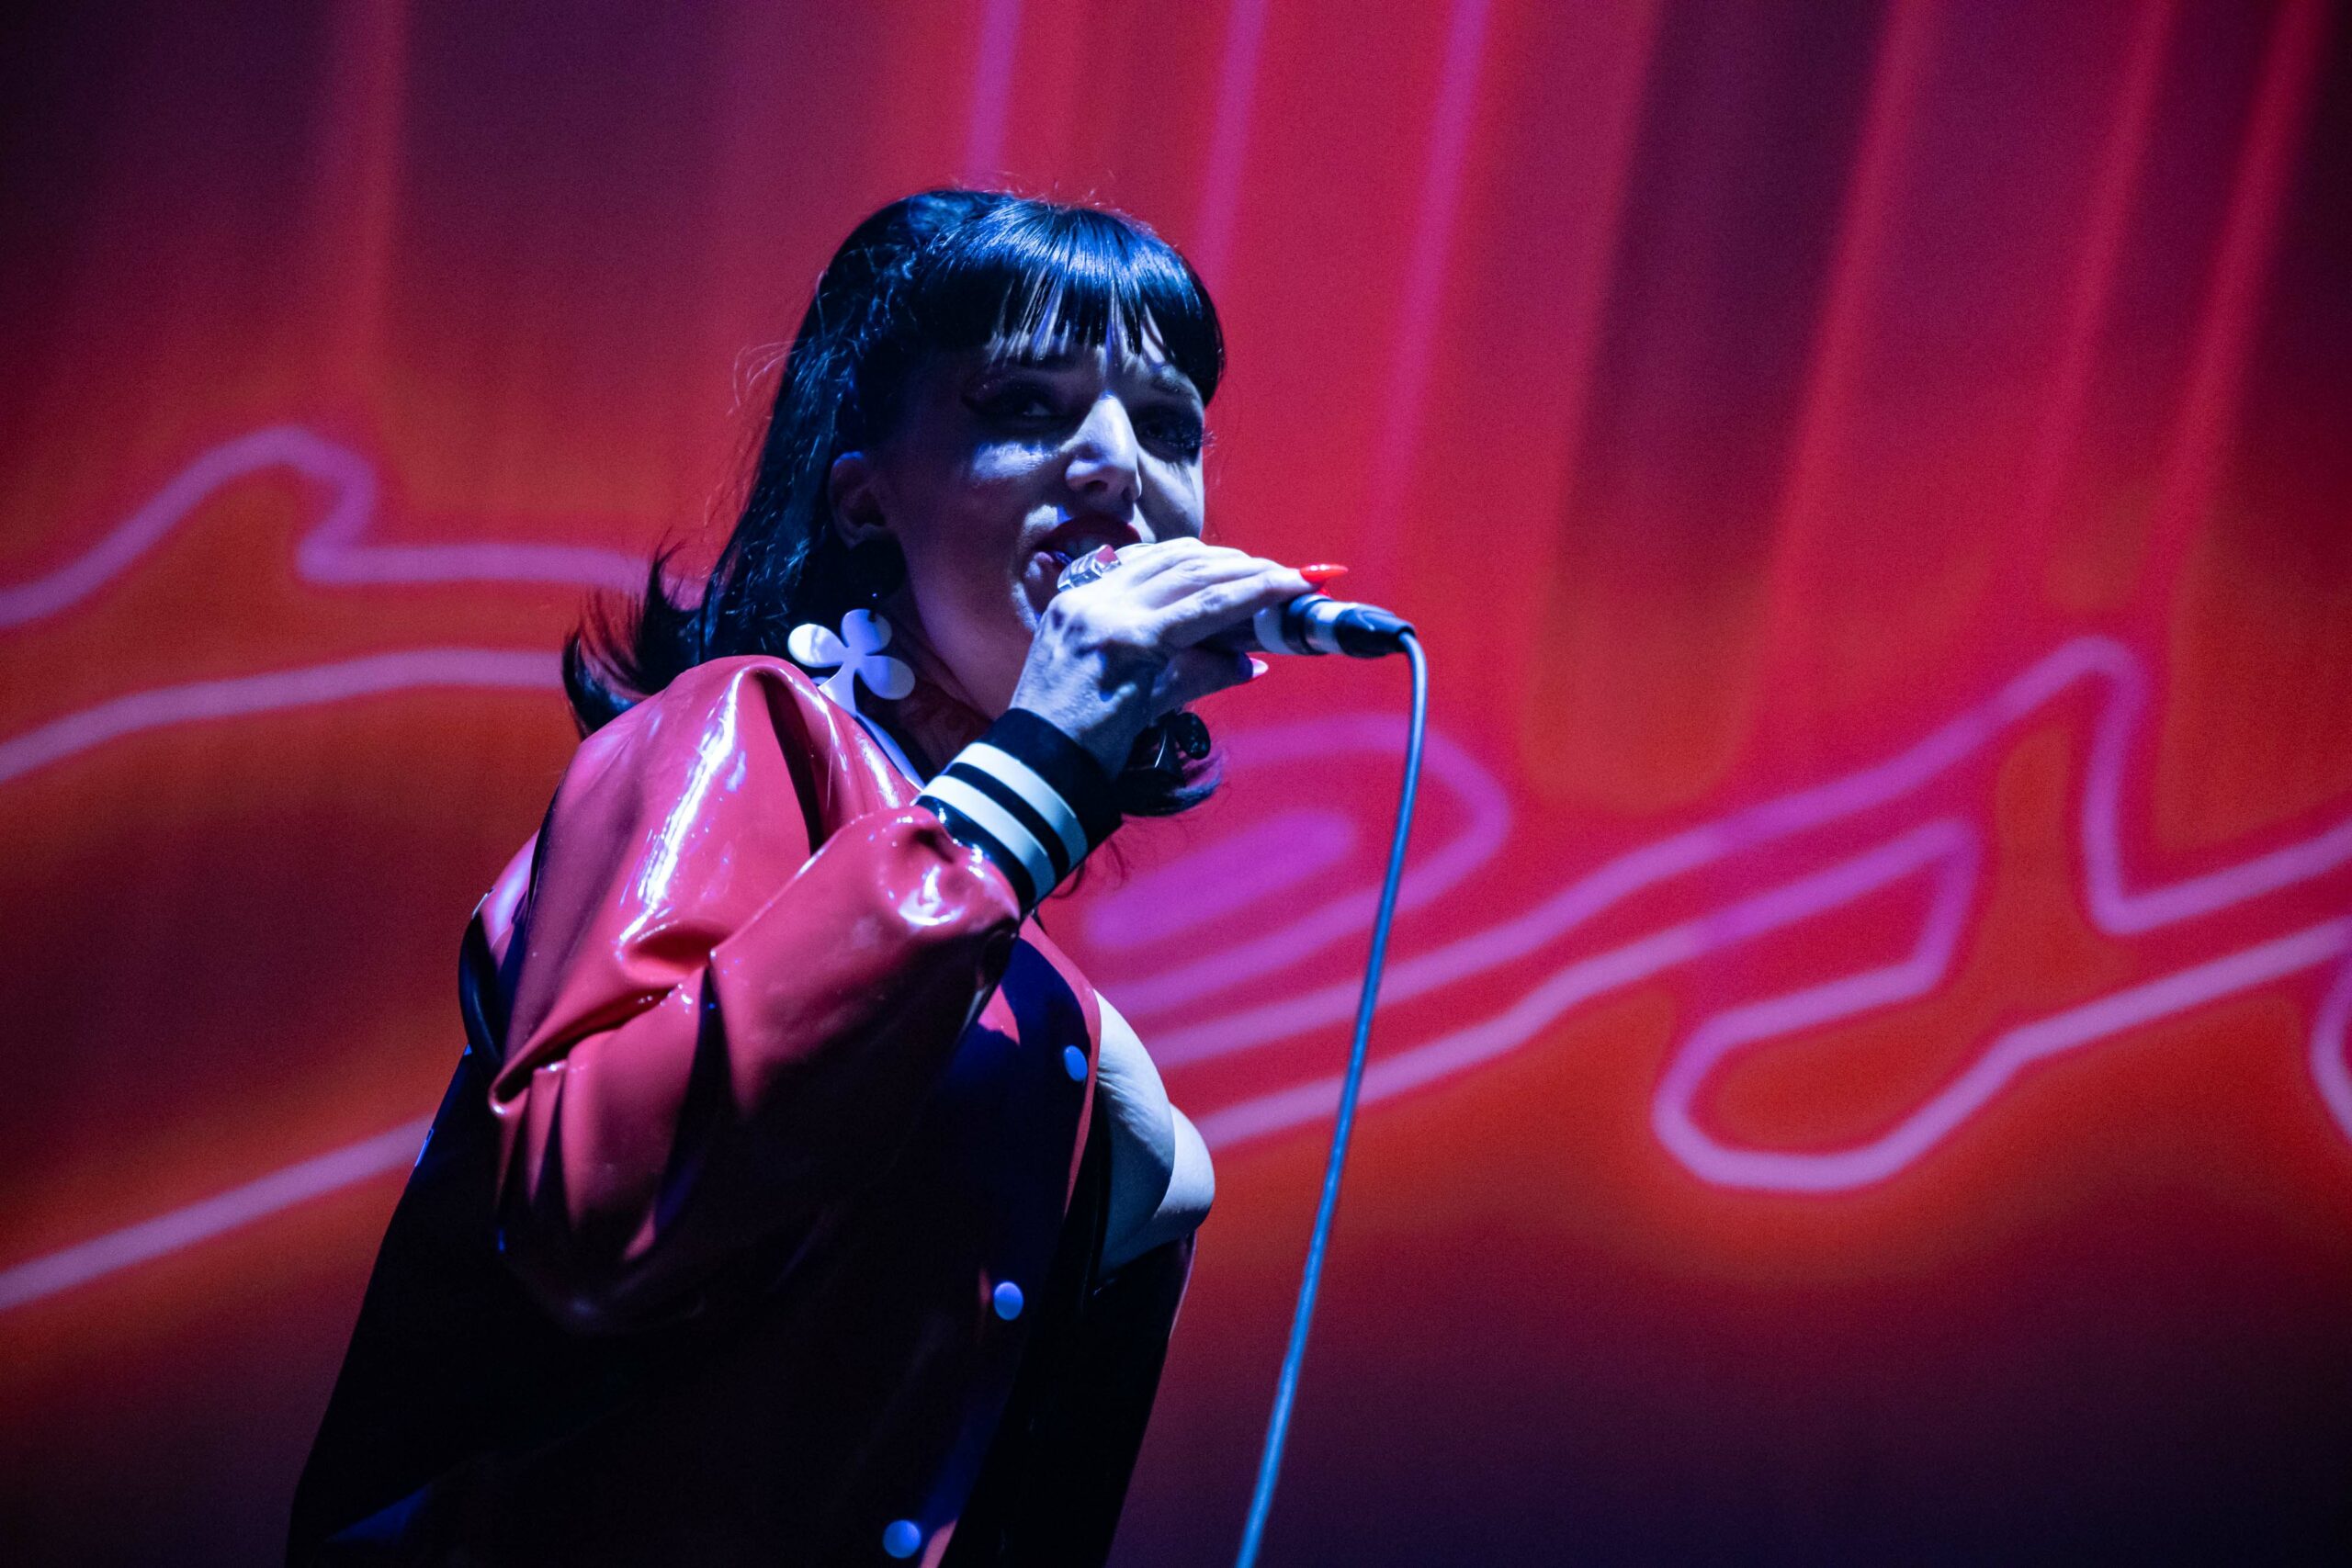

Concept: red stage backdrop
[[4, 2, 2350, 1562]]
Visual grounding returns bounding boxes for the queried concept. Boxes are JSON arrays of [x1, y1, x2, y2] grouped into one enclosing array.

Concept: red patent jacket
[[291, 656, 1193, 1565]]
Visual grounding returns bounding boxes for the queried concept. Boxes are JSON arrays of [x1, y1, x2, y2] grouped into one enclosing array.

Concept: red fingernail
[[1248, 655, 1272, 679], [1093, 544, 1120, 564], [1299, 562, 1349, 585]]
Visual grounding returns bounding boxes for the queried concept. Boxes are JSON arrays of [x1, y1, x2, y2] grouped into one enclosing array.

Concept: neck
[[868, 592, 991, 777]]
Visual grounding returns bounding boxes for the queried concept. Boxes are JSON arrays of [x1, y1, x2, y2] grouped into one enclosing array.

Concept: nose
[[1064, 392, 1142, 515]]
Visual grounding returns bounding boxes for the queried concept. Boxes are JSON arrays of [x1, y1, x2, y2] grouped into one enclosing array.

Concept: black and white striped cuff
[[916, 708, 1122, 910]]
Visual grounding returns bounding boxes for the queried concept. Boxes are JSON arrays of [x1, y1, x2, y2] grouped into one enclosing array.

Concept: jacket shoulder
[[569, 654, 881, 794], [552, 653, 917, 873], [601, 654, 828, 747]]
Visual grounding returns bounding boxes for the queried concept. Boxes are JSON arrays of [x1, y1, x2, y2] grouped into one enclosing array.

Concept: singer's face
[[838, 315, 1208, 716]]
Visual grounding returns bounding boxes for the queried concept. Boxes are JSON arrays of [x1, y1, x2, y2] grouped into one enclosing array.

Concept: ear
[[828, 451, 889, 548]]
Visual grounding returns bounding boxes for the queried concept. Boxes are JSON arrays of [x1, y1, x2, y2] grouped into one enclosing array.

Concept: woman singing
[[289, 189, 1323, 1564]]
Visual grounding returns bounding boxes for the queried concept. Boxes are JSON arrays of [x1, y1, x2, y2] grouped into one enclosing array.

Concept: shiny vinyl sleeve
[[484, 658, 1029, 1332]]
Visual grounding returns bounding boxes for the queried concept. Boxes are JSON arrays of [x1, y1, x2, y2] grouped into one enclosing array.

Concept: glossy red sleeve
[[486, 659, 1025, 1333]]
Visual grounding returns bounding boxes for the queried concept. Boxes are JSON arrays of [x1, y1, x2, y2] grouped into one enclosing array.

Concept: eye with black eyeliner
[[967, 377, 1063, 423], [967, 367, 1205, 460], [1142, 411, 1206, 460]]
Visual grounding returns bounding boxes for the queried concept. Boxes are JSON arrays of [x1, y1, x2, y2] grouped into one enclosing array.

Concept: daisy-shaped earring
[[788, 607, 922, 781]]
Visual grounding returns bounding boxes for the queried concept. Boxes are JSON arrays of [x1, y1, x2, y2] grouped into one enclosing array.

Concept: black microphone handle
[[1200, 593, 1416, 660]]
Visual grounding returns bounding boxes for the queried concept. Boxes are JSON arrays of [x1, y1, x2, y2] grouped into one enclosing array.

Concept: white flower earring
[[787, 536, 923, 782], [786, 607, 915, 712]]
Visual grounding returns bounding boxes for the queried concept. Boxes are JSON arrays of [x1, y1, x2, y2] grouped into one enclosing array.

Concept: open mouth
[[1036, 516, 1139, 579]]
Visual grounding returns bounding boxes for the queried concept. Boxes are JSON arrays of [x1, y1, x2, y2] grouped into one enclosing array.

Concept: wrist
[[1007, 657, 1157, 776]]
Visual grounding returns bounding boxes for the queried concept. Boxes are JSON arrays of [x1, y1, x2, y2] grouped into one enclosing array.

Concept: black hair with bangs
[[562, 187, 1227, 818]]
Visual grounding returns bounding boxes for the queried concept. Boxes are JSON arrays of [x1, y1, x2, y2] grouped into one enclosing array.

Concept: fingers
[[1071, 539, 1205, 605], [1152, 645, 1258, 715], [1148, 562, 1313, 649], [1071, 536, 1199, 594], [1078, 540, 1307, 635], [1099, 538, 1295, 610]]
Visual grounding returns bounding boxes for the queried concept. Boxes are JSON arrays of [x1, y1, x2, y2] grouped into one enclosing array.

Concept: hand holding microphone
[[1056, 546, 1414, 659], [1007, 536, 1412, 777]]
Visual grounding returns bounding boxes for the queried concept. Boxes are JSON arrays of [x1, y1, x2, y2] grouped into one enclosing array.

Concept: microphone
[[1054, 547, 1415, 659]]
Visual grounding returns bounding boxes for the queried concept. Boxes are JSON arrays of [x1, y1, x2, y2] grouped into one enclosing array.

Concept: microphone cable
[[1233, 629, 1429, 1568]]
